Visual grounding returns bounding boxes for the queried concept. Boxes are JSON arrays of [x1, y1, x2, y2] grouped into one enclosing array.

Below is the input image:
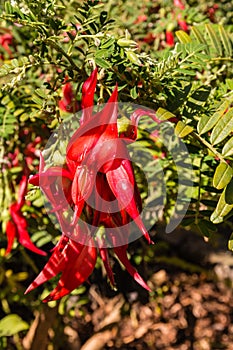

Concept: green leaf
[[35, 88, 48, 99], [206, 24, 223, 56], [210, 189, 233, 224], [191, 26, 209, 54], [213, 162, 233, 190], [126, 51, 142, 65], [117, 38, 137, 47], [197, 100, 229, 135], [175, 30, 192, 44], [197, 219, 217, 237], [218, 25, 232, 57], [4, 1, 14, 14], [101, 37, 115, 49], [175, 121, 193, 138], [130, 86, 138, 99], [94, 57, 111, 68], [222, 136, 233, 157], [210, 107, 233, 145], [95, 49, 109, 58], [32, 94, 44, 106], [225, 178, 233, 205], [156, 108, 176, 121], [0, 315, 29, 337]]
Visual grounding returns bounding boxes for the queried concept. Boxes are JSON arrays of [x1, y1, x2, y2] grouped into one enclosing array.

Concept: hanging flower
[[59, 80, 80, 113], [26, 68, 159, 301], [166, 31, 175, 46], [5, 174, 47, 256], [0, 32, 13, 58]]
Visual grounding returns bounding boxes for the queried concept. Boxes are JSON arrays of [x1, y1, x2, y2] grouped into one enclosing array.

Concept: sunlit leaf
[[213, 162, 233, 190], [222, 136, 233, 157], [175, 121, 193, 138], [197, 100, 229, 135], [210, 108, 233, 145], [210, 189, 233, 224], [175, 30, 192, 44], [206, 23, 222, 56], [218, 25, 232, 57], [0, 315, 29, 337], [156, 108, 176, 121]]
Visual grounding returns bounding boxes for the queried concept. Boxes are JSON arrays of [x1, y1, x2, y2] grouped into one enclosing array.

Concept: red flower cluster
[[25, 68, 158, 301]]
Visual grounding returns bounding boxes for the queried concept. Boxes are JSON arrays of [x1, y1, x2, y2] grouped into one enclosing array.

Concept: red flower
[[5, 174, 47, 256], [178, 18, 189, 32], [59, 80, 80, 113], [166, 31, 175, 46], [0, 33, 13, 58], [173, 0, 189, 33], [26, 68, 160, 301], [134, 15, 147, 24], [173, 0, 185, 10]]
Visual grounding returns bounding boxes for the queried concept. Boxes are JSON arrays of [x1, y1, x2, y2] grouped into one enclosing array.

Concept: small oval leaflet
[[213, 162, 233, 190]]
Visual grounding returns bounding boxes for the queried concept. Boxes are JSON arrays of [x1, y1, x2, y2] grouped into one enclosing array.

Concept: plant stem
[[192, 132, 228, 164], [44, 39, 81, 73]]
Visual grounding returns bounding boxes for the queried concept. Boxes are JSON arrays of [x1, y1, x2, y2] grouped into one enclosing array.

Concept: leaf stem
[[192, 132, 228, 164], [44, 39, 81, 73]]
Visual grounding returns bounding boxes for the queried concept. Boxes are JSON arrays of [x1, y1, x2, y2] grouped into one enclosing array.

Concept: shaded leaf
[[197, 219, 217, 237], [228, 232, 233, 251], [225, 179, 233, 204]]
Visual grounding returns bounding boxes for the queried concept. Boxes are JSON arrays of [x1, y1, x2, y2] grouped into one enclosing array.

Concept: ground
[[60, 227, 233, 350]]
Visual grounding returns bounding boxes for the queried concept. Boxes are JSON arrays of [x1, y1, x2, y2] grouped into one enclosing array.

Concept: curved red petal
[[114, 246, 151, 292], [67, 85, 118, 162], [25, 236, 74, 294], [99, 248, 115, 286], [43, 243, 97, 302], [5, 220, 17, 255], [80, 68, 98, 123]]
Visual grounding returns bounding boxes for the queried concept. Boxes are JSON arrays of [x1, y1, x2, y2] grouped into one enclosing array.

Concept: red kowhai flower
[[0, 32, 13, 58], [173, 0, 185, 10], [59, 80, 80, 113], [173, 0, 188, 33], [166, 31, 175, 46], [207, 4, 219, 23], [177, 14, 188, 32], [134, 15, 147, 24], [5, 173, 47, 256], [26, 68, 160, 301]]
